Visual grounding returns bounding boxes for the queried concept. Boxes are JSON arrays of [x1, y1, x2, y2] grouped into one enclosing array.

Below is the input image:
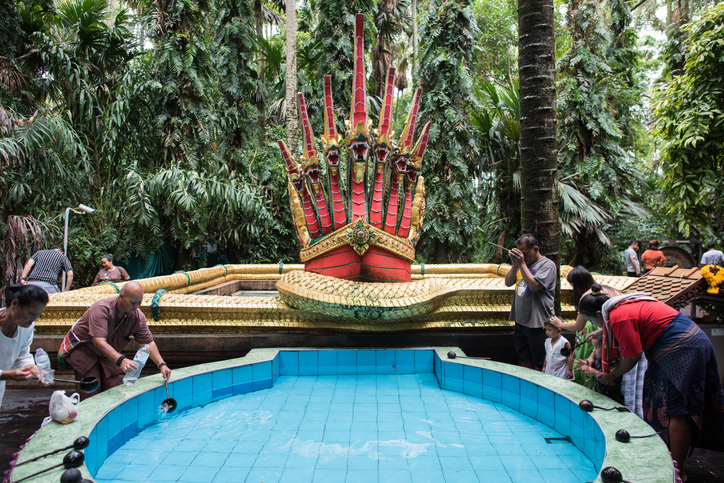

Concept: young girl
[[542, 321, 573, 379], [576, 330, 624, 404]]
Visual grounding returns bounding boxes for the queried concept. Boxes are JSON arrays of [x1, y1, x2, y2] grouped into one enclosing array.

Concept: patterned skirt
[[643, 313, 724, 451]]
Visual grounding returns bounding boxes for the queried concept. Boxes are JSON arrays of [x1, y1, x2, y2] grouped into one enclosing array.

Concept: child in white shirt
[[542, 321, 574, 379]]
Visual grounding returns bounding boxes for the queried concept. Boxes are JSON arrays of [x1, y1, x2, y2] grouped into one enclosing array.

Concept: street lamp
[[62, 204, 95, 291]]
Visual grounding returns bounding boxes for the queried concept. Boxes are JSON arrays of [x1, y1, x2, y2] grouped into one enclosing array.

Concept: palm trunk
[[412, 0, 418, 77], [255, 0, 266, 133], [285, 0, 298, 154], [518, 0, 560, 310]]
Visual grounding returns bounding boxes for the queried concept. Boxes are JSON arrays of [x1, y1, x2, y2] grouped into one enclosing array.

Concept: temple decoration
[[278, 13, 429, 283]]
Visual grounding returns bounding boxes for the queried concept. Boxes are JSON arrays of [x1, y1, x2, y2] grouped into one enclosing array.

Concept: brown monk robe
[[63, 282, 171, 399], [91, 255, 130, 286]]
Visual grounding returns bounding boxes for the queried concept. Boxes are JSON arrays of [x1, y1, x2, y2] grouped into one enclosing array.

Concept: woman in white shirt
[[0, 284, 49, 408]]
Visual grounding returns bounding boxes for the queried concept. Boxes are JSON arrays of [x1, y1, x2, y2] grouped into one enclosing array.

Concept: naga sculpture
[[278, 13, 431, 283]]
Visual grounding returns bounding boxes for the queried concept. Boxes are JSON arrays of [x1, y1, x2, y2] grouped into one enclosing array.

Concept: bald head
[[118, 281, 144, 315]]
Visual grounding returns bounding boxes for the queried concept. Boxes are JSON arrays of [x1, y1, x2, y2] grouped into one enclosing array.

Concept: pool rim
[[9, 347, 674, 483]]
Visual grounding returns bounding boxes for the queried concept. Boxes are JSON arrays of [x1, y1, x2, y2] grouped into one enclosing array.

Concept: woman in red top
[[640, 239, 667, 274], [579, 284, 724, 481]]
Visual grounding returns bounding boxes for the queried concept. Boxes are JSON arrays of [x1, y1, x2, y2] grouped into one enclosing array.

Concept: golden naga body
[[35, 264, 637, 333]]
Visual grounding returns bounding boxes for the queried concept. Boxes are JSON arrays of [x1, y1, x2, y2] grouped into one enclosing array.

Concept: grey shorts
[[27, 280, 60, 294]]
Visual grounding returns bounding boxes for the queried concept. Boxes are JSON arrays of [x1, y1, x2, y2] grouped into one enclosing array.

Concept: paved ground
[[2, 388, 723, 482]]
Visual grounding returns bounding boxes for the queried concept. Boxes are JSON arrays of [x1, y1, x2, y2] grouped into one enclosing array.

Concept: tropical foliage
[[416, 0, 480, 263], [653, 3, 724, 237], [0, 0, 721, 290]]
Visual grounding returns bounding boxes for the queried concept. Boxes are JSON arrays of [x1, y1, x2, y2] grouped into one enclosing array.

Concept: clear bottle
[[34, 348, 54, 384], [123, 344, 150, 386]]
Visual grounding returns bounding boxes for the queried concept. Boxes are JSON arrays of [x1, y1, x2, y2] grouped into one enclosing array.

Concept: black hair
[[544, 320, 560, 330], [578, 283, 610, 318], [102, 254, 114, 262], [590, 330, 603, 343], [50, 245, 63, 252], [648, 240, 659, 250], [515, 234, 539, 249], [630, 240, 638, 246], [4, 284, 49, 307], [709, 241, 717, 249], [566, 266, 595, 309]]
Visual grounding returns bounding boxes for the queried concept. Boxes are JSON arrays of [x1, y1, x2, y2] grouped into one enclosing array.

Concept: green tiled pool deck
[[9, 348, 675, 483]]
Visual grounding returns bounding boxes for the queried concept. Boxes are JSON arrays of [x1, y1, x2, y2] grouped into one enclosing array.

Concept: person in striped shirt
[[19, 245, 73, 293]]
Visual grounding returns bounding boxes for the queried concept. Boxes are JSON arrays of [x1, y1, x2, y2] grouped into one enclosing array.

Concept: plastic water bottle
[[123, 344, 150, 386], [34, 348, 54, 384]]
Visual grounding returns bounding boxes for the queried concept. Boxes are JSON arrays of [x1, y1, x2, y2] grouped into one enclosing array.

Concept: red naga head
[[374, 67, 396, 166], [407, 122, 431, 185], [345, 13, 371, 181], [297, 92, 323, 191], [278, 139, 307, 195], [320, 76, 343, 175]]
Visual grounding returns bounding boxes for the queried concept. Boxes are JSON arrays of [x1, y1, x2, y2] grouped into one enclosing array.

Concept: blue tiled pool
[[94, 373, 597, 483], [81, 349, 605, 483]]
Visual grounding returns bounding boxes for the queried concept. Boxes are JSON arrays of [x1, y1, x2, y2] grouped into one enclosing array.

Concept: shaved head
[[121, 281, 143, 297], [118, 281, 144, 314]]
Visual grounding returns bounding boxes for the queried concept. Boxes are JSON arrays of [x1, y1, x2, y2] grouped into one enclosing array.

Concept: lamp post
[[62, 204, 95, 291]]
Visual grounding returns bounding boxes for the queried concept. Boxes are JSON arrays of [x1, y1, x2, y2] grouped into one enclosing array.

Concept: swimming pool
[[10, 348, 675, 483], [94, 373, 597, 482]]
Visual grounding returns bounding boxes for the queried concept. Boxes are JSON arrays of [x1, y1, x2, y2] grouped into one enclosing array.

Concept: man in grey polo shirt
[[504, 234, 557, 371], [20, 245, 73, 293]]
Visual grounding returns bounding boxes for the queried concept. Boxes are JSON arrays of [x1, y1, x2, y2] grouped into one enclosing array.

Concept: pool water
[[94, 373, 597, 483]]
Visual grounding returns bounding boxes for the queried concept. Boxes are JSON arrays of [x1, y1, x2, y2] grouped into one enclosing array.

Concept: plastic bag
[[49, 390, 80, 424]]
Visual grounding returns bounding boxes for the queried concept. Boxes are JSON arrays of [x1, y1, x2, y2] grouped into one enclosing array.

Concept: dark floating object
[[15, 437, 90, 466], [578, 399, 630, 412], [615, 428, 660, 442], [60, 467, 82, 483], [13, 451, 84, 483], [53, 377, 100, 393], [161, 378, 177, 413]]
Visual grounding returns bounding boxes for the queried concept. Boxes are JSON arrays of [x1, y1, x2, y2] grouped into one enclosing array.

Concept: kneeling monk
[[60, 281, 171, 399]]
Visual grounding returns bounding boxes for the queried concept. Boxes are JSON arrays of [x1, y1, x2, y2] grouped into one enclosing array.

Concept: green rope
[[151, 289, 167, 321], [278, 261, 284, 274], [497, 263, 511, 276], [215, 264, 228, 276], [97, 281, 120, 293], [420, 262, 425, 276], [174, 270, 191, 286]]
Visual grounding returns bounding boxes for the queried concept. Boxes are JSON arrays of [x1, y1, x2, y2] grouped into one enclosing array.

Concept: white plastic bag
[[48, 390, 80, 424]]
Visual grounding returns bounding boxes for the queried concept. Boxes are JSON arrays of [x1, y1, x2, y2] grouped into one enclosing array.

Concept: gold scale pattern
[[36, 264, 634, 333]]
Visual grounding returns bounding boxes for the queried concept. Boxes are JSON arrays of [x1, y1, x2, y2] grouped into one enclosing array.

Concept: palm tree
[[517, 0, 559, 298], [285, 0, 298, 154], [372, 0, 411, 98]]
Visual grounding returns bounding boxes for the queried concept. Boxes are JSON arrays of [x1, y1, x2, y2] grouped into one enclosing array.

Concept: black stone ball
[[63, 451, 85, 468], [73, 437, 90, 450], [60, 468, 82, 483], [600, 466, 623, 483], [578, 399, 594, 412], [447, 351, 457, 359], [615, 429, 631, 443]]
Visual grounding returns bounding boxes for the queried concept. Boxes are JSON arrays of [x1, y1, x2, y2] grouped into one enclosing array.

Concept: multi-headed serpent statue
[[278, 13, 431, 283]]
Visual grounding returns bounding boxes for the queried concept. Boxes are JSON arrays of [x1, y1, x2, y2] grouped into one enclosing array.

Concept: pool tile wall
[[11, 348, 674, 483]]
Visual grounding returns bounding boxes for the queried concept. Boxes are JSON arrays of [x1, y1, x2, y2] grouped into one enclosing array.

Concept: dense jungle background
[[1, 0, 723, 287]]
